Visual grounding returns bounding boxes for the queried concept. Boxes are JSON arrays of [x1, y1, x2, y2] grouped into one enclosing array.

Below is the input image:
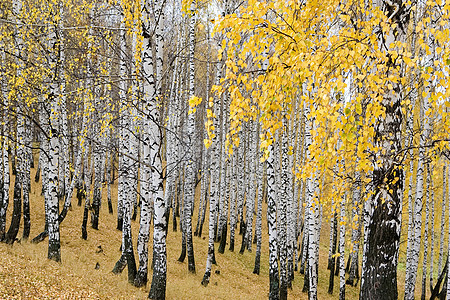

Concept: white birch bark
[[347, 167, 361, 286], [115, 24, 127, 232], [236, 141, 246, 231], [429, 165, 436, 290], [217, 92, 229, 245], [3, 0, 25, 246], [267, 141, 279, 300], [57, 2, 69, 202], [287, 126, 295, 286], [405, 54, 431, 300], [228, 148, 237, 251], [22, 116, 31, 240], [201, 31, 223, 289], [447, 176, 450, 300], [304, 99, 319, 299], [165, 41, 179, 233], [253, 151, 263, 274], [112, 13, 137, 283], [182, 0, 197, 273], [147, 0, 168, 296], [279, 117, 290, 300], [129, 23, 139, 223], [339, 192, 346, 300], [135, 31, 153, 286], [0, 51, 9, 240], [421, 165, 431, 299], [218, 155, 230, 253], [46, 16, 61, 261], [438, 163, 447, 274], [245, 122, 257, 251], [57, 9, 71, 220]]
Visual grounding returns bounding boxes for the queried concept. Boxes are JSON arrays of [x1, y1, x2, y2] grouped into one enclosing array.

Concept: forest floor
[[0, 160, 418, 299]]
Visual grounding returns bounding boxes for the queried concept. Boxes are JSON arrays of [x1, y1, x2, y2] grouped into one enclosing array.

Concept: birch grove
[[3, 0, 450, 299]]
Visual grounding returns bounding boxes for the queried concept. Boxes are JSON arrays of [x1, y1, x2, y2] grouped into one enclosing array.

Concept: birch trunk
[[347, 169, 361, 286], [135, 14, 154, 287], [244, 122, 257, 252], [339, 193, 346, 300], [0, 55, 8, 240], [360, 3, 409, 298], [147, 0, 168, 296], [328, 210, 338, 294], [421, 165, 431, 300], [430, 165, 436, 291], [182, 0, 197, 273], [112, 20, 137, 283], [267, 140, 279, 300], [22, 117, 31, 240], [46, 17, 61, 261], [253, 155, 264, 275], [279, 118, 291, 300], [304, 100, 319, 299], [201, 44, 223, 288], [405, 101, 426, 299], [91, 130, 102, 230]]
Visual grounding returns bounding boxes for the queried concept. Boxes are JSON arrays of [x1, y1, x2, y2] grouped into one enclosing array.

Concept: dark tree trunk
[[124, 224, 137, 283], [132, 197, 138, 221], [4, 181, 21, 245], [91, 187, 100, 230], [22, 145, 31, 241], [198, 189, 208, 238], [214, 210, 219, 242], [218, 222, 227, 254], [0, 182, 4, 241], [239, 221, 247, 254], [164, 207, 170, 235], [76, 183, 84, 207], [360, 183, 402, 300], [108, 196, 113, 214], [172, 211, 177, 232], [173, 182, 179, 232], [34, 166, 40, 182], [345, 254, 351, 273], [81, 204, 89, 240], [58, 194, 70, 224], [117, 216, 123, 231], [111, 156, 115, 184], [335, 256, 340, 276], [239, 214, 244, 235], [229, 232, 235, 252], [178, 217, 186, 262], [430, 257, 448, 300], [360, 2, 408, 299], [328, 213, 338, 294], [22, 181, 31, 240], [112, 253, 127, 274], [328, 255, 336, 295], [299, 232, 306, 274], [31, 230, 48, 244], [253, 251, 261, 275], [212, 248, 216, 265], [346, 252, 360, 286], [175, 187, 180, 217], [11, 155, 16, 176], [302, 244, 309, 293]]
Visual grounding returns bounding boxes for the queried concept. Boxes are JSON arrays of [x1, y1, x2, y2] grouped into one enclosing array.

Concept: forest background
[[1, 0, 450, 299]]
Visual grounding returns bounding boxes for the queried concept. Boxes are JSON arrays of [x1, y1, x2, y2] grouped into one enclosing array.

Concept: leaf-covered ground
[[0, 159, 416, 299]]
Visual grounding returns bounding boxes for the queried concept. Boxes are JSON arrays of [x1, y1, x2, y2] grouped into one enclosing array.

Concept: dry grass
[[0, 157, 428, 299]]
